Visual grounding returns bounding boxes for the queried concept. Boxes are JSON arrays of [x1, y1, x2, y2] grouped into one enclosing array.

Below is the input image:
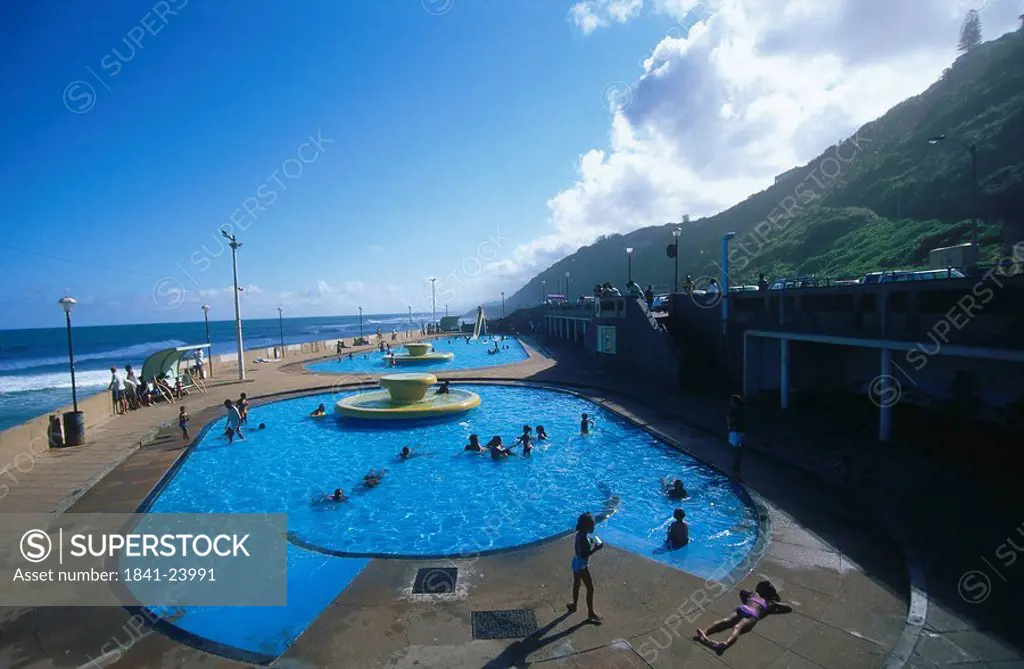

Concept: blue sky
[[0, 0, 674, 328], [3, 0, 1017, 329]]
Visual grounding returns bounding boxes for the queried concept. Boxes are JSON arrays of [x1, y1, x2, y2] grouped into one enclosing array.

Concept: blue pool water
[[143, 384, 759, 661], [306, 336, 529, 375]]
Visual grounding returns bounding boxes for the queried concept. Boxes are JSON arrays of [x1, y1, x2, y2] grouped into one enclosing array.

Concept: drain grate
[[412, 567, 458, 594], [471, 609, 538, 639]]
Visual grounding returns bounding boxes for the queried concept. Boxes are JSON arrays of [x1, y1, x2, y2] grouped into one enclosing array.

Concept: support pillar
[[780, 338, 790, 410], [879, 348, 892, 443]]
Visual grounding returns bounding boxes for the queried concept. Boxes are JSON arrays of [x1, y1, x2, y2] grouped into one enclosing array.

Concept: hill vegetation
[[508, 27, 1024, 304]]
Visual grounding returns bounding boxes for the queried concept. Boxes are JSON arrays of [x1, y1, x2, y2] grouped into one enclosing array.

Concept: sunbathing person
[[695, 581, 791, 653]]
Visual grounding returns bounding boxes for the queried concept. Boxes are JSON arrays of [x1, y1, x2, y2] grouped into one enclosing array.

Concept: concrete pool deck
[[0, 335, 1008, 668]]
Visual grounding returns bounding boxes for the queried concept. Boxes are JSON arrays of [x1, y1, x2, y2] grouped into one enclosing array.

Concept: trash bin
[[48, 414, 65, 448], [63, 411, 85, 446]]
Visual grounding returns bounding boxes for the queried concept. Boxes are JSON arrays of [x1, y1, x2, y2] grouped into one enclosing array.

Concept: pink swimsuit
[[737, 595, 768, 620]]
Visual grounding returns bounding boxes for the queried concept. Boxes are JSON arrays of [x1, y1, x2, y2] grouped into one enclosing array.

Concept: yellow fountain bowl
[[334, 389, 480, 420], [403, 342, 433, 357]]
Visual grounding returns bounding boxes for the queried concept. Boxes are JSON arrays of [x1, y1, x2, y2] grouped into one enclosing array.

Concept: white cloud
[[571, 0, 645, 34], [505, 0, 1021, 289]]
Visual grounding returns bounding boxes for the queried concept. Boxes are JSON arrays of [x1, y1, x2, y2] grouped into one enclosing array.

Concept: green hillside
[[508, 28, 1024, 304]]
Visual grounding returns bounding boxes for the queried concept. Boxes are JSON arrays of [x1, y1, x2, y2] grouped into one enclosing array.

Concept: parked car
[[768, 276, 823, 290], [728, 285, 759, 293], [652, 294, 670, 312], [862, 268, 966, 284]]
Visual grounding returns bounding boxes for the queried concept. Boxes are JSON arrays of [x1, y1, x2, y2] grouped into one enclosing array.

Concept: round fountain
[[335, 373, 479, 421], [390, 341, 455, 365]]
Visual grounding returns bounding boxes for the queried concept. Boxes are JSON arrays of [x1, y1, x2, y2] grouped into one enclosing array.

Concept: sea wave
[[0, 369, 114, 394], [0, 339, 187, 372]]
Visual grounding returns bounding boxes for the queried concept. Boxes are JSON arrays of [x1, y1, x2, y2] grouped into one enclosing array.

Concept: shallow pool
[[306, 336, 529, 375], [142, 384, 759, 661]]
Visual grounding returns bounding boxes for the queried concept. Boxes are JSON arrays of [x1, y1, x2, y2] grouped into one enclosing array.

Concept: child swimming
[[667, 508, 689, 549], [310, 403, 327, 417], [311, 488, 348, 505], [664, 478, 689, 500], [580, 413, 595, 435], [486, 436, 512, 458], [536, 425, 548, 441], [464, 434, 485, 452]]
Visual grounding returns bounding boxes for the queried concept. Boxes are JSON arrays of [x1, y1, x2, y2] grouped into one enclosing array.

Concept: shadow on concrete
[[519, 338, 1022, 662], [482, 612, 592, 668]]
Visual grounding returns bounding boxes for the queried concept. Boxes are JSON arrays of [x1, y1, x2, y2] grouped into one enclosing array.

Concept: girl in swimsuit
[[567, 512, 604, 624], [695, 580, 791, 653]]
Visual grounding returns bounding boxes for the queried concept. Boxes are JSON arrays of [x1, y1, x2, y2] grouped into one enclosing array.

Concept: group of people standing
[[108, 364, 186, 415]]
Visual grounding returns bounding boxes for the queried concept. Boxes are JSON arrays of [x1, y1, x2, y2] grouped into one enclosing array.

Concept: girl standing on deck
[[567, 512, 603, 624]]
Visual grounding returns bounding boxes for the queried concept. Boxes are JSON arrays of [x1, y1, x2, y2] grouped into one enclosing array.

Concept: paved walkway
[[0, 335, 978, 668]]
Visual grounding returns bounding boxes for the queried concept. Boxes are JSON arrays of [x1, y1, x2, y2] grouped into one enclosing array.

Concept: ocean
[[0, 312, 429, 432]]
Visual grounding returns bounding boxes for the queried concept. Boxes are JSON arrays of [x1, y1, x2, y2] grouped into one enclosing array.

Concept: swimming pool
[[141, 384, 760, 662], [306, 336, 529, 375]]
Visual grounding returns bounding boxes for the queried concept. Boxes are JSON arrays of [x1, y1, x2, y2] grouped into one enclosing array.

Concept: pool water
[[143, 384, 759, 661], [306, 336, 529, 375]]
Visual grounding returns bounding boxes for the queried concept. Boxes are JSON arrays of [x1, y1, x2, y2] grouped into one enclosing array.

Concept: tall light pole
[[277, 306, 285, 358], [59, 296, 84, 446], [928, 134, 979, 261], [501, 291, 505, 317], [671, 229, 681, 293], [201, 304, 213, 377], [430, 277, 437, 327], [358, 306, 363, 337], [721, 232, 736, 337], [222, 229, 245, 381], [564, 271, 571, 300], [408, 305, 412, 332], [541, 280, 546, 304], [626, 247, 634, 285]]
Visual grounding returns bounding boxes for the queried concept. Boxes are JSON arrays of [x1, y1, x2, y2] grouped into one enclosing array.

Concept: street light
[[928, 134, 979, 259], [408, 305, 412, 332], [541, 280, 546, 304], [671, 229, 681, 293], [201, 304, 213, 377], [358, 306, 363, 337], [501, 291, 505, 317], [221, 229, 245, 382], [430, 277, 437, 328], [564, 271, 571, 300], [277, 307, 285, 358], [721, 232, 736, 336], [626, 247, 634, 285], [58, 296, 85, 446]]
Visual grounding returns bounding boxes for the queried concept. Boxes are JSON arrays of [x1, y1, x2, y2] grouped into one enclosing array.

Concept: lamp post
[[626, 247, 634, 285], [222, 229, 245, 382], [201, 304, 213, 377], [59, 296, 85, 446], [501, 291, 505, 317], [564, 271, 571, 300], [408, 305, 412, 332], [721, 232, 736, 337], [358, 306, 363, 337], [541, 280, 546, 304], [671, 229, 681, 293], [928, 134, 979, 260], [277, 307, 285, 358], [430, 277, 437, 329]]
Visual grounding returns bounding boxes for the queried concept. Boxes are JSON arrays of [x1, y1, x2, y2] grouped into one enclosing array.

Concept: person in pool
[[310, 403, 327, 417], [513, 425, 531, 445], [258, 423, 266, 430], [580, 413, 595, 435], [664, 478, 689, 500], [667, 508, 689, 549], [436, 380, 450, 395], [695, 580, 791, 653], [536, 425, 549, 441], [399, 446, 413, 460], [363, 469, 386, 488], [517, 433, 533, 455], [464, 434, 485, 452], [312, 488, 348, 505], [486, 436, 512, 458], [567, 512, 603, 624]]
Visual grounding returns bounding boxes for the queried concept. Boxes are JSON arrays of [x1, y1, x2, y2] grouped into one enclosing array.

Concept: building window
[[597, 325, 616, 354]]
